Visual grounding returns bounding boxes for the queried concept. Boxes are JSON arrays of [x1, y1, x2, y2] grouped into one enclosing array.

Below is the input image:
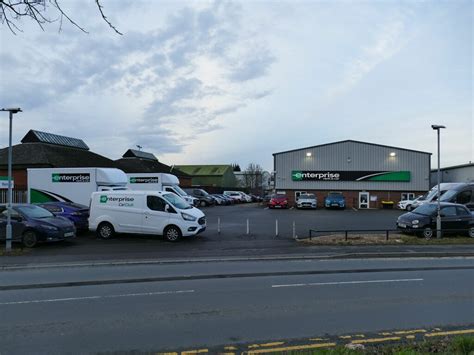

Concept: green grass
[[284, 336, 474, 355], [0, 246, 31, 256]]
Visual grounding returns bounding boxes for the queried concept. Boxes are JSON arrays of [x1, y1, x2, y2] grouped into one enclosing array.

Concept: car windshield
[[272, 194, 287, 199], [17, 205, 54, 219], [412, 204, 437, 216], [300, 194, 315, 199], [328, 192, 342, 197], [162, 193, 192, 210], [199, 190, 209, 196]]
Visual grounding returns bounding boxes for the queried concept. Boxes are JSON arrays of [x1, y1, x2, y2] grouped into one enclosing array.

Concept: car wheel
[[22, 231, 38, 248], [407, 206, 413, 212], [423, 227, 433, 239], [164, 225, 181, 242], [97, 222, 114, 239], [468, 227, 474, 238], [199, 200, 207, 207]]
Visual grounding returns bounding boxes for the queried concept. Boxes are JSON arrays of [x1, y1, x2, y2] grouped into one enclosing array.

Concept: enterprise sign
[[291, 171, 410, 182]]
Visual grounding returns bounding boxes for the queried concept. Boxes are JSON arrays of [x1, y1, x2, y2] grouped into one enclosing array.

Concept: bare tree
[[242, 163, 264, 193], [0, 0, 122, 35]]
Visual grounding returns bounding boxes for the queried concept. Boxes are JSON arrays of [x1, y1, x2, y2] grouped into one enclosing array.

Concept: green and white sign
[[0, 176, 14, 189], [291, 171, 411, 182], [52, 173, 90, 183]]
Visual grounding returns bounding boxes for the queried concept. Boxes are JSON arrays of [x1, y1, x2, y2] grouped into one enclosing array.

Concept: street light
[[1, 107, 22, 252], [431, 124, 446, 239]]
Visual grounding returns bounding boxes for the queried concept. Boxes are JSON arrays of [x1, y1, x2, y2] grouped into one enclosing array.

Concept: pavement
[[2, 204, 474, 267], [1, 257, 473, 354]]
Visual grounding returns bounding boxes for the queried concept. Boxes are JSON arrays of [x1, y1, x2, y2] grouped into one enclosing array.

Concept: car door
[[440, 206, 459, 233], [0, 208, 25, 241], [455, 206, 471, 233], [142, 195, 170, 235]]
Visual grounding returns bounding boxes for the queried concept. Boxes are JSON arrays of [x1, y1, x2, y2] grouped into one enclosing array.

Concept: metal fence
[[0, 190, 27, 204], [308, 228, 471, 240]]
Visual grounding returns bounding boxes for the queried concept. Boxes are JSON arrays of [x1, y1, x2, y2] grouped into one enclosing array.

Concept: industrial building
[[175, 165, 237, 191], [430, 163, 474, 187], [273, 140, 432, 209]]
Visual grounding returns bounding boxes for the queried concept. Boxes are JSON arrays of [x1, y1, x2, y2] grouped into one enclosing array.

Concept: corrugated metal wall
[[430, 165, 474, 186], [274, 141, 430, 191]]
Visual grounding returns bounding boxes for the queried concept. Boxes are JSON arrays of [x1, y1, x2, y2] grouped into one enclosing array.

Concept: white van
[[89, 190, 206, 242], [126, 173, 198, 206]]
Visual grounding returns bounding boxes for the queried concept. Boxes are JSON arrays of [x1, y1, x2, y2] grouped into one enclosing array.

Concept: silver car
[[296, 193, 317, 209]]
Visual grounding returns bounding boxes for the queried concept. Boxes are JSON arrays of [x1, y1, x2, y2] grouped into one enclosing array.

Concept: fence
[[0, 190, 27, 204], [308, 228, 472, 240]]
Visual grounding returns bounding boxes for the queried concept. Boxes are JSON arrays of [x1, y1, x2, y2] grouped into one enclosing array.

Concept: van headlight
[[412, 220, 419, 225], [181, 212, 197, 221]]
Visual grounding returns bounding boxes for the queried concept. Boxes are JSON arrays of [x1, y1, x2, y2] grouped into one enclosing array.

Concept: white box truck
[[28, 168, 128, 206], [126, 173, 198, 206]]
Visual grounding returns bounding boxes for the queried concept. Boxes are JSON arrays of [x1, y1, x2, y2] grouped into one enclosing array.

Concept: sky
[[0, 0, 472, 171]]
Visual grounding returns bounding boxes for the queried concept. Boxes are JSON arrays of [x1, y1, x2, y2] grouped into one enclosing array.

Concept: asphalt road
[[1, 257, 473, 354]]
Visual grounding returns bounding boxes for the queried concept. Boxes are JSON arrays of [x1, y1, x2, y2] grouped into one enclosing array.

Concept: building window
[[401, 193, 415, 201]]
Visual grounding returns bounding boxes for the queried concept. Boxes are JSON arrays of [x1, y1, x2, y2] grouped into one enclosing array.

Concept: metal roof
[[272, 140, 432, 156], [431, 162, 474, 172], [175, 165, 233, 176], [122, 149, 157, 161], [21, 130, 89, 150]]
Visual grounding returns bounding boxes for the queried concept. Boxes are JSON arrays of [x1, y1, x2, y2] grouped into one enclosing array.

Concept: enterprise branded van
[[89, 190, 206, 242]]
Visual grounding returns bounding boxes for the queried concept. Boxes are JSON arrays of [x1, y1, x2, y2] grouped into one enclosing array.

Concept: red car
[[268, 194, 289, 209]]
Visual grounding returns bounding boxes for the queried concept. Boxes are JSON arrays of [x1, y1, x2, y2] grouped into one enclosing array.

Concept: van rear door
[[142, 195, 170, 235]]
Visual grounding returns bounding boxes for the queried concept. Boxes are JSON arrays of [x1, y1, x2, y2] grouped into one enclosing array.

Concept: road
[[1, 257, 473, 354]]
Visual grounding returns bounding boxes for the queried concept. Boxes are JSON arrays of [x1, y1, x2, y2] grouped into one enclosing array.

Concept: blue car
[[37, 202, 89, 230], [0, 204, 76, 248], [324, 192, 346, 209]]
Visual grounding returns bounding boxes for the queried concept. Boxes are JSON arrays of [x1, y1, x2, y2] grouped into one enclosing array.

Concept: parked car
[[219, 194, 235, 205], [296, 193, 317, 209], [211, 194, 226, 205], [37, 202, 89, 230], [268, 194, 289, 209], [397, 195, 424, 211], [239, 192, 253, 203], [223, 191, 244, 203], [249, 194, 263, 202], [324, 192, 346, 209], [183, 188, 215, 207], [396, 202, 474, 239], [0, 204, 76, 247]]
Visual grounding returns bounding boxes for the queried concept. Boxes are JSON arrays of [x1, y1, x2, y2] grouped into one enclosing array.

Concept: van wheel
[[97, 222, 114, 239], [22, 231, 38, 248], [164, 225, 181, 242], [199, 200, 207, 207], [468, 227, 474, 238], [423, 227, 433, 239]]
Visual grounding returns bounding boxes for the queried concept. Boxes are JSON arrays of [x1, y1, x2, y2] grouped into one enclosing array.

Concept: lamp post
[[431, 124, 446, 239], [1, 108, 22, 252]]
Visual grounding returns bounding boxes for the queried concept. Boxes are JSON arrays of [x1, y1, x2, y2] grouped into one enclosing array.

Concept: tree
[[242, 163, 264, 193], [0, 0, 122, 35], [232, 163, 241, 172]]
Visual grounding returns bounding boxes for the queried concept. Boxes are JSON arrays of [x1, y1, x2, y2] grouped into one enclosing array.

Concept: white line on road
[[272, 278, 424, 288], [0, 289, 195, 306]]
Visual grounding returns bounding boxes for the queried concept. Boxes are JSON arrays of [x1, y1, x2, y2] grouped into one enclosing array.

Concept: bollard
[[246, 218, 249, 235], [275, 219, 279, 237], [217, 217, 221, 235], [292, 221, 296, 239]]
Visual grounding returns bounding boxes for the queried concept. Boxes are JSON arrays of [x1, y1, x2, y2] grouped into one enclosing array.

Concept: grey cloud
[[229, 50, 276, 82]]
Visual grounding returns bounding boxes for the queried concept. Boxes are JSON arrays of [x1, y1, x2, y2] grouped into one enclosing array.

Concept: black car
[[183, 188, 215, 207], [397, 202, 474, 239], [0, 204, 76, 247]]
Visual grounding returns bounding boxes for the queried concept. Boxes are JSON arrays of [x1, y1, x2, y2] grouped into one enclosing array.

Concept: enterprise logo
[[129, 177, 159, 184], [292, 171, 340, 181], [100, 195, 135, 206], [52, 173, 90, 183]]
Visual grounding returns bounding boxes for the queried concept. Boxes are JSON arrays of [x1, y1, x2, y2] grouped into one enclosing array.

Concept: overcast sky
[[0, 0, 472, 171]]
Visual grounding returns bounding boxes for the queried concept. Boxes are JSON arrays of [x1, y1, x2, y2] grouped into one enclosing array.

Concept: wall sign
[[291, 171, 410, 182], [0, 176, 14, 189]]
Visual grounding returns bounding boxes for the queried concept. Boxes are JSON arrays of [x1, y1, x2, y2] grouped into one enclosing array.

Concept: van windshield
[[440, 189, 458, 202], [172, 185, 188, 197], [425, 188, 447, 201], [163, 193, 192, 210]]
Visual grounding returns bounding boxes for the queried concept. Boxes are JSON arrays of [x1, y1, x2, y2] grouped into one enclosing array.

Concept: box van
[[126, 173, 198, 206], [28, 168, 128, 206], [440, 183, 474, 211], [89, 190, 206, 242]]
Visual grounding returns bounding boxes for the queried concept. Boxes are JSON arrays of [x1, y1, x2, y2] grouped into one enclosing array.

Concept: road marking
[[0, 290, 195, 306], [394, 329, 426, 335], [406, 335, 415, 339], [272, 278, 424, 288], [425, 329, 474, 337], [339, 335, 352, 339], [224, 346, 237, 350], [246, 342, 336, 354], [309, 338, 327, 341], [351, 336, 401, 344], [248, 342, 285, 349]]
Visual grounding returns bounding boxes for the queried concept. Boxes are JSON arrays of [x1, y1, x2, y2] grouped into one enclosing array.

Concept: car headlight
[[41, 224, 58, 231], [181, 212, 197, 221], [412, 220, 419, 225]]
